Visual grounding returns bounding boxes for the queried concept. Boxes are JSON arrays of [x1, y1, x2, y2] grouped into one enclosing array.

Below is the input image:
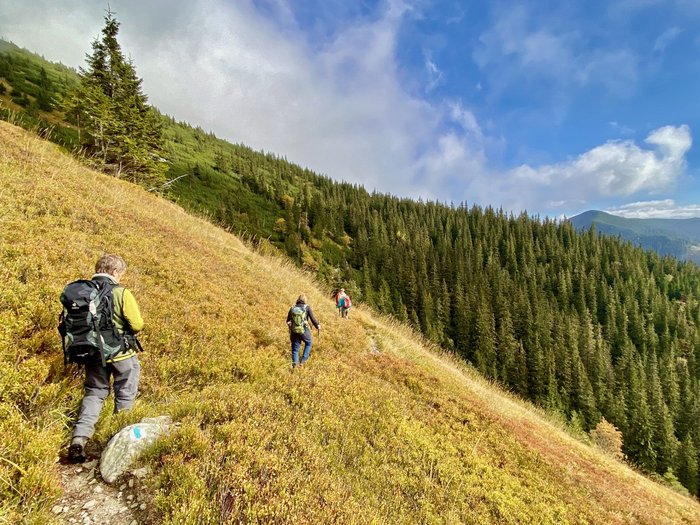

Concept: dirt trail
[[52, 457, 151, 525]]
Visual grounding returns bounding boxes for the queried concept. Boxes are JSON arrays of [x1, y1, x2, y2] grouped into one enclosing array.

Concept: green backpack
[[290, 305, 308, 335]]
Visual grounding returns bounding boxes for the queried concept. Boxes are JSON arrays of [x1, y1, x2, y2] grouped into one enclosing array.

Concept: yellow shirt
[[112, 287, 145, 334]]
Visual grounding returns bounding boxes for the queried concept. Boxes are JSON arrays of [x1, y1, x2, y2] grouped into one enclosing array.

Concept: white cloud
[[0, 0, 98, 66], [449, 102, 483, 142], [424, 51, 443, 92], [653, 27, 683, 52], [574, 49, 639, 96], [499, 125, 692, 212], [606, 199, 700, 218], [474, 5, 640, 98], [609, 121, 635, 135], [473, 7, 574, 77], [446, 6, 465, 25]]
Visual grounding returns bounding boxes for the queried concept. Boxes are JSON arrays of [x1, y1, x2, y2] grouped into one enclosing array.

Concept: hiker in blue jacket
[[286, 294, 320, 368]]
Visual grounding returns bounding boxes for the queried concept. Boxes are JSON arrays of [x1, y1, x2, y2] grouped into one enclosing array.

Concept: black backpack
[[58, 279, 130, 366]]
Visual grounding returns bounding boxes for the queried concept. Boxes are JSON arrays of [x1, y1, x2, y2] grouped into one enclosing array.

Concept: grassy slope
[[0, 41, 350, 271], [1, 121, 699, 524]]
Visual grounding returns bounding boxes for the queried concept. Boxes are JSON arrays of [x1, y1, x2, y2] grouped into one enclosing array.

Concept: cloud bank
[[505, 125, 692, 211], [606, 200, 700, 219], [0, 0, 696, 216]]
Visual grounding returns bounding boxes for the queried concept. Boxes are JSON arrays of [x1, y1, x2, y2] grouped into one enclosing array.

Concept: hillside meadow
[[1, 120, 700, 523]]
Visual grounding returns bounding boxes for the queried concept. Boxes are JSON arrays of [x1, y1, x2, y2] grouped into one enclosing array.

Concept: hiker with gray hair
[[61, 254, 144, 462], [286, 294, 320, 368]]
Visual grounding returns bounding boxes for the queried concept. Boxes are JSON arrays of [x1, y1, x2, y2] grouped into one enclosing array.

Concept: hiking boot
[[68, 436, 87, 463]]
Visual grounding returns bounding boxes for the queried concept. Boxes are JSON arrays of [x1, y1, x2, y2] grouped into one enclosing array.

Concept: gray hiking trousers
[[72, 355, 141, 439]]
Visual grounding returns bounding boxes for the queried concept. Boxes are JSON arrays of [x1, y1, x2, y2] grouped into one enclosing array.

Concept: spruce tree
[[678, 434, 699, 495], [36, 67, 54, 111], [64, 9, 165, 185], [624, 357, 657, 472]]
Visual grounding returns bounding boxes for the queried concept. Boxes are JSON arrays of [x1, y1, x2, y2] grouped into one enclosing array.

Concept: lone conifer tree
[[64, 9, 165, 185]]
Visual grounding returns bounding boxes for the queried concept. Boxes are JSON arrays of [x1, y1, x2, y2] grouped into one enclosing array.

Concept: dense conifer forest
[[1, 37, 699, 496]]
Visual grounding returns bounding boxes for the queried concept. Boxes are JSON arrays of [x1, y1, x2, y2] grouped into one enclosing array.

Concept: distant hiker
[[335, 288, 351, 319], [286, 294, 321, 368], [59, 254, 144, 462], [344, 295, 352, 318]]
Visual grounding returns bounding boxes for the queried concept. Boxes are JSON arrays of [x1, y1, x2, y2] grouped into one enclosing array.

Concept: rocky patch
[[54, 460, 152, 525]]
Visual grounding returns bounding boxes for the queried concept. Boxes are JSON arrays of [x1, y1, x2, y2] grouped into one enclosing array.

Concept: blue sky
[[3, 0, 700, 217]]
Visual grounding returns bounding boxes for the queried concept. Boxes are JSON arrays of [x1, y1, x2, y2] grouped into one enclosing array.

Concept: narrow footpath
[[52, 459, 151, 525]]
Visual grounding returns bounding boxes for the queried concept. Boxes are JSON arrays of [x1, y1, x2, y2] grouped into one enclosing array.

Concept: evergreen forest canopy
[[1, 15, 700, 497]]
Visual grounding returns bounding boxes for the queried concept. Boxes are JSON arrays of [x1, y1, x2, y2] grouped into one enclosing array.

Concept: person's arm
[[306, 306, 320, 330], [122, 289, 144, 333]]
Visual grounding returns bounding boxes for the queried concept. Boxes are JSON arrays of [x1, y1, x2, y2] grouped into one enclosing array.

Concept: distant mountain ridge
[[569, 210, 700, 264]]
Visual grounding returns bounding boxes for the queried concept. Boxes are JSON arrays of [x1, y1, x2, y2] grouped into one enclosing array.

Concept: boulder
[[100, 416, 172, 484]]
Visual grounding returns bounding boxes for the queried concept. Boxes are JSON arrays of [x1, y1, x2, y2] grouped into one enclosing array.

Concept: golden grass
[[1, 120, 700, 524]]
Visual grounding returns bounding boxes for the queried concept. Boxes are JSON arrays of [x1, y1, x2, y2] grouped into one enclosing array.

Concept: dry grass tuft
[[2, 120, 700, 524]]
